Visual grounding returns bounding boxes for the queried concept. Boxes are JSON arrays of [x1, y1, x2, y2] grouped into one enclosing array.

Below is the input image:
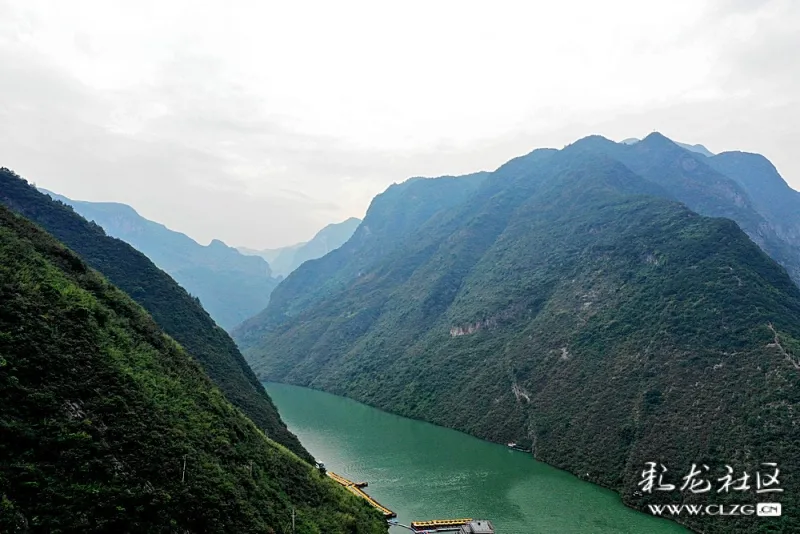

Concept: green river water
[[266, 382, 689, 534]]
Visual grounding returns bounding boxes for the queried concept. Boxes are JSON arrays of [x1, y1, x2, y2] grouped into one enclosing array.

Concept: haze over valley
[[1, 1, 799, 533], [38, 189, 360, 329]]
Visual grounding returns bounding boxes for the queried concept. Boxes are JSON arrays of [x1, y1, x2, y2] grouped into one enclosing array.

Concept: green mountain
[[233, 172, 490, 347], [239, 217, 362, 278], [0, 168, 310, 463], [235, 137, 799, 533], [707, 151, 800, 249], [0, 203, 387, 533], [622, 137, 715, 158], [573, 134, 800, 284], [40, 190, 279, 331]]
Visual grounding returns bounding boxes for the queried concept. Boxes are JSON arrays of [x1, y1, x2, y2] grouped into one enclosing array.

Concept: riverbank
[[265, 382, 688, 534]]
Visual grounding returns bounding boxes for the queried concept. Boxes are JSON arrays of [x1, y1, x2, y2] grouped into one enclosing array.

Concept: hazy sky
[[1, 0, 798, 248]]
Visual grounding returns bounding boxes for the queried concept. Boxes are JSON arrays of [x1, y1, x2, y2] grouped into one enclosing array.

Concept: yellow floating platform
[[411, 518, 473, 530], [327, 471, 396, 518]]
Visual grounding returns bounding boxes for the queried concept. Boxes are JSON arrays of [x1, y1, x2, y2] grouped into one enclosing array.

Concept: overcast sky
[[1, 0, 798, 248]]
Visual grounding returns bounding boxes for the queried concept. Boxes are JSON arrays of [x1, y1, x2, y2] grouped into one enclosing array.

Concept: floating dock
[[327, 472, 395, 518], [410, 519, 495, 533], [410, 518, 472, 532], [328, 471, 368, 488]]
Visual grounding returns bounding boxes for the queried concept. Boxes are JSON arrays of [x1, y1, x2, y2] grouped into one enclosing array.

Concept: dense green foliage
[[573, 133, 800, 284], [43, 190, 279, 330], [233, 171, 489, 347], [0, 205, 387, 533], [237, 137, 800, 533], [707, 151, 800, 257], [0, 169, 310, 462], [241, 218, 363, 278]]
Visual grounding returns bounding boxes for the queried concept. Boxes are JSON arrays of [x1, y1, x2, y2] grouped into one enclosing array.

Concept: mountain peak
[[632, 133, 714, 157], [573, 134, 616, 146], [566, 135, 619, 154], [640, 131, 674, 146]]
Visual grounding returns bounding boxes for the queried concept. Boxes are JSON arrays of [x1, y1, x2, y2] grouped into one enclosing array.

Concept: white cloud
[[0, 0, 797, 248]]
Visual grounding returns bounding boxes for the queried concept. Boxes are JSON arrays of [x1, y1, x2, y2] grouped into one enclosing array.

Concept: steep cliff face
[[235, 136, 800, 534]]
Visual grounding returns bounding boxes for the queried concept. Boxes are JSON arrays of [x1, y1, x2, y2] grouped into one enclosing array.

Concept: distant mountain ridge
[[621, 136, 715, 158], [40, 190, 279, 330], [707, 151, 800, 246], [238, 217, 362, 277], [239, 243, 305, 267], [235, 135, 800, 533]]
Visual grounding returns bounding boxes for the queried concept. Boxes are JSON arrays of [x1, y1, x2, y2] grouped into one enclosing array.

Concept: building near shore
[[459, 520, 495, 534]]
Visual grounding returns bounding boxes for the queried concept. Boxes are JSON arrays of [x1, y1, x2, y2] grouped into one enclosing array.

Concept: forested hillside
[[0, 204, 387, 533], [569, 133, 800, 284], [236, 137, 799, 533], [0, 168, 310, 462], [707, 151, 800, 251], [233, 171, 490, 347]]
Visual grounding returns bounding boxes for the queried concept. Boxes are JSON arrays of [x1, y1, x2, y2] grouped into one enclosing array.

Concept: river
[[265, 382, 688, 534]]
